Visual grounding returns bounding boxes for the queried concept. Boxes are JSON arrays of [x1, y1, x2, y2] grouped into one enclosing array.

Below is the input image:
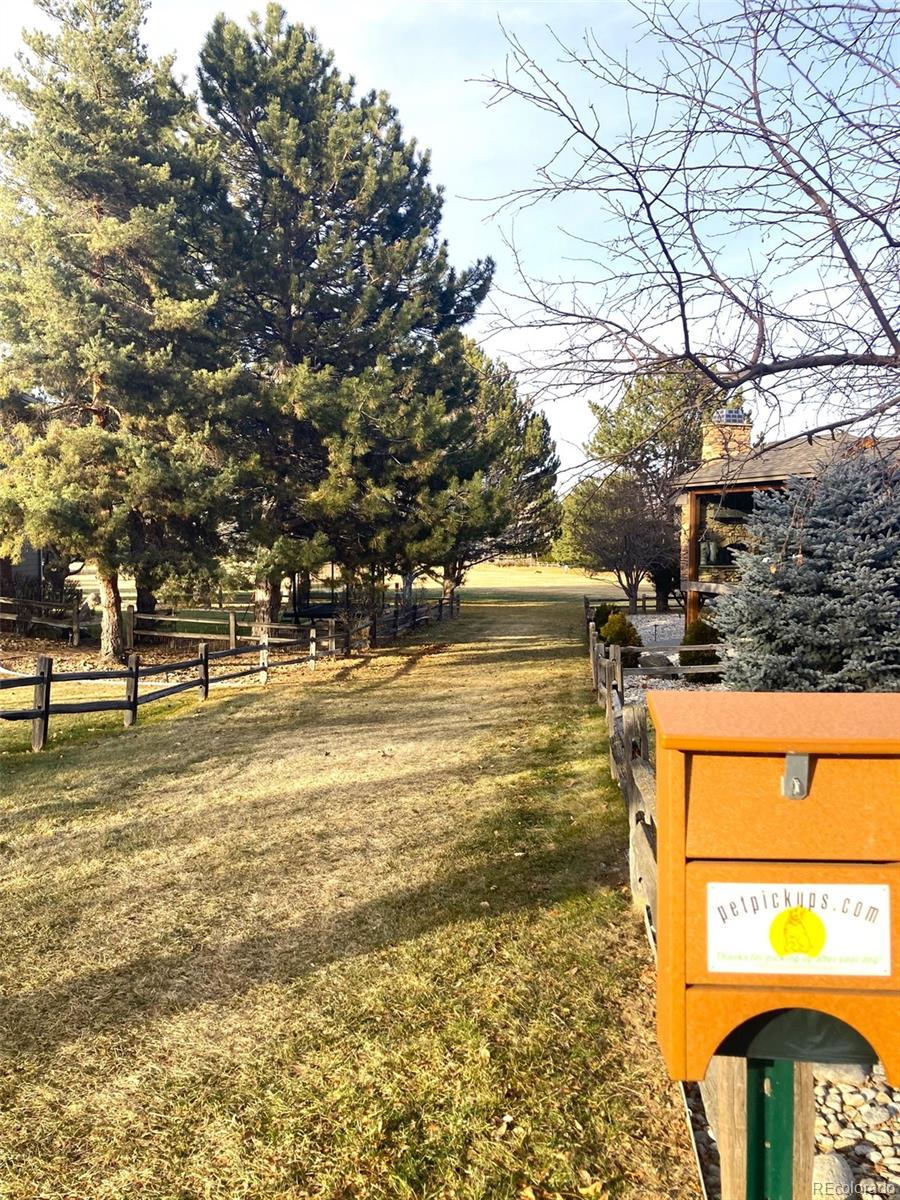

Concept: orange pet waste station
[[646, 691, 900, 1085]]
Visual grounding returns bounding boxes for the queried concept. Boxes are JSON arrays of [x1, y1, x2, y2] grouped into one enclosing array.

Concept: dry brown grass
[[0, 591, 692, 1199]]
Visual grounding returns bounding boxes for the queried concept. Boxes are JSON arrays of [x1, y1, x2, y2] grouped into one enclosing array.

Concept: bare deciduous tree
[[483, 0, 900, 440], [565, 475, 673, 611]]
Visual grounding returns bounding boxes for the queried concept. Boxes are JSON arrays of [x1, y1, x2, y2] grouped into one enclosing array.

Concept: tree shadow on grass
[[1, 779, 626, 1063]]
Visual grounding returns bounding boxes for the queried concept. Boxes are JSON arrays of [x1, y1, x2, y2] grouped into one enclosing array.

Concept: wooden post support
[[583, 594, 590, 634], [258, 634, 269, 685], [124, 604, 135, 652], [370, 614, 378, 648], [701, 1056, 748, 1200], [227, 610, 236, 649], [308, 623, 317, 670], [125, 653, 140, 726], [411, 602, 418, 630], [72, 600, 80, 648], [437, 597, 444, 621], [197, 642, 209, 701], [700, 1056, 814, 1200], [393, 606, 400, 639], [327, 618, 336, 657], [31, 654, 52, 752], [344, 622, 351, 657], [589, 625, 599, 690]]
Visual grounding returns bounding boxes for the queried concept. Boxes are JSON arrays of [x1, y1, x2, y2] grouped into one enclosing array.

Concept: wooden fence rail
[[582, 593, 685, 627], [1, 593, 461, 751], [588, 635, 814, 1200], [1, 594, 83, 645]]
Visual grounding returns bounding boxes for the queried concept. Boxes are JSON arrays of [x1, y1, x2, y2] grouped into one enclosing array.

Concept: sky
[[5, 0, 642, 478]]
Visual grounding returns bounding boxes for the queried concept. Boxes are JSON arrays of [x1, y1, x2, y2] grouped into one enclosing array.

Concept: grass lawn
[[0, 577, 692, 1199]]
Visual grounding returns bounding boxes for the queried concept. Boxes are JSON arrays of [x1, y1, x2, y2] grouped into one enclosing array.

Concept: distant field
[[459, 563, 635, 602], [62, 563, 642, 610]]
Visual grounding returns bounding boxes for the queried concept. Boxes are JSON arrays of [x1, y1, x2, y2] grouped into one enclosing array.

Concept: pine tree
[[198, 4, 492, 373], [714, 452, 900, 691], [0, 0, 234, 656], [424, 344, 560, 597], [0, 421, 224, 652], [197, 5, 493, 618]]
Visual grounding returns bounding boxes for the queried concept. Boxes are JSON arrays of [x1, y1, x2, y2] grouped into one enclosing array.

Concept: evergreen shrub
[[600, 612, 643, 667], [593, 602, 617, 634], [679, 616, 722, 683]]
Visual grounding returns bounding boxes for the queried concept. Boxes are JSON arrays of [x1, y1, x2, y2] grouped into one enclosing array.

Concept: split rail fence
[[582, 594, 684, 624], [587, 632, 815, 1199], [1, 594, 459, 752]]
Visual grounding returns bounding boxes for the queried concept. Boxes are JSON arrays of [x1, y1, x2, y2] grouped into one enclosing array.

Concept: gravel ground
[[630, 613, 684, 646], [814, 1063, 900, 1190]]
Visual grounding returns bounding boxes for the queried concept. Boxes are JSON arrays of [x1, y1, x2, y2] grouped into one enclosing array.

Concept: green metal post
[[746, 1058, 795, 1200]]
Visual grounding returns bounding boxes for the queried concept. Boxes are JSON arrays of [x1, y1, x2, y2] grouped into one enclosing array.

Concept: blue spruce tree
[[714, 452, 900, 691]]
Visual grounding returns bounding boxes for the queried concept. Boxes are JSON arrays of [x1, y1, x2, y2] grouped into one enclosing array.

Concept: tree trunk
[[135, 581, 156, 615], [253, 571, 282, 637], [442, 566, 458, 601], [653, 582, 670, 613], [401, 571, 414, 606], [98, 571, 124, 660]]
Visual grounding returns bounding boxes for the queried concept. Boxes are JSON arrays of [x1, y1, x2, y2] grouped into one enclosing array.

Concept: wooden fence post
[[309, 623, 317, 670], [437, 597, 444, 621], [344, 621, 351, 657], [197, 642, 209, 701], [31, 654, 52, 752], [636, 706, 650, 760], [370, 614, 378, 648], [258, 634, 269, 684], [411, 602, 418, 630], [228, 610, 237, 650], [124, 653, 140, 726], [583, 594, 590, 634], [611, 644, 625, 699], [393, 607, 400, 639], [124, 604, 135, 652], [589, 626, 598, 690], [327, 618, 336, 657], [71, 600, 80, 648]]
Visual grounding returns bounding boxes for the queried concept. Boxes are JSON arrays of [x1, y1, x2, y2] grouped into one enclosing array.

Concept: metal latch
[[782, 753, 810, 799]]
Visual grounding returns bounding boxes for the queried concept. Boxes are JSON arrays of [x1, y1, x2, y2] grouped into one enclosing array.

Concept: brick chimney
[[701, 409, 753, 462]]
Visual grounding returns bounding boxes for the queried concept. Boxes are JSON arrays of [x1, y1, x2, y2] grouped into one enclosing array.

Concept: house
[[674, 413, 899, 630], [0, 542, 43, 596]]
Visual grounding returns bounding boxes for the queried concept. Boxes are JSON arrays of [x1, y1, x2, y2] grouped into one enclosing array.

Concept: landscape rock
[[639, 651, 675, 671], [814, 1064, 869, 1087], [812, 1153, 855, 1191], [866, 1130, 892, 1146], [859, 1105, 893, 1128]]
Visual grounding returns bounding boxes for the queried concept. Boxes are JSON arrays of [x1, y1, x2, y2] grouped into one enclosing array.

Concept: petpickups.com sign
[[707, 883, 892, 976]]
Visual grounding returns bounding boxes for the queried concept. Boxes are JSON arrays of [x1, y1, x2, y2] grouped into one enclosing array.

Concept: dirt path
[[0, 596, 693, 1199]]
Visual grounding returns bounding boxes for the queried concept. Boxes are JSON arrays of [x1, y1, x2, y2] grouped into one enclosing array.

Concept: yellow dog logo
[[769, 906, 827, 958]]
